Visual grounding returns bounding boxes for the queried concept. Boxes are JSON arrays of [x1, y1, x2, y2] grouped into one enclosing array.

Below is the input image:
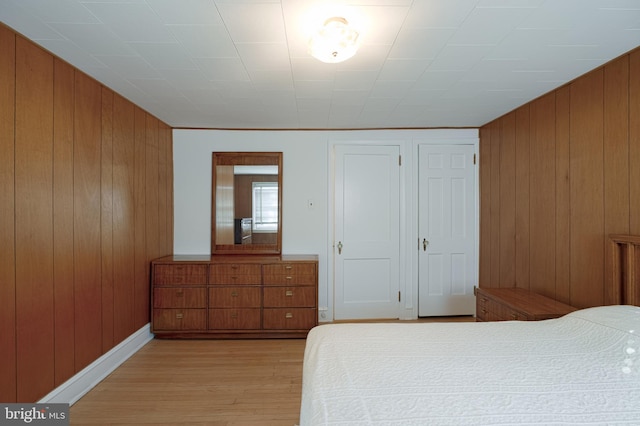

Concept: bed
[[299, 236, 640, 425]]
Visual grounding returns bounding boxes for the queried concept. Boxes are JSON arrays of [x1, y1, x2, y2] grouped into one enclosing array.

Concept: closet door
[[418, 144, 477, 316], [334, 144, 400, 320]]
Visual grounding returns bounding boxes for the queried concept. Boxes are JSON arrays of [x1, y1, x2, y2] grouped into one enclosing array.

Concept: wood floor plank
[[70, 339, 306, 425]]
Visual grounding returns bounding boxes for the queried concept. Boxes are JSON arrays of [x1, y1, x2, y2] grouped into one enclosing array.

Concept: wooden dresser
[[475, 287, 576, 321], [151, 254, 318, 338]]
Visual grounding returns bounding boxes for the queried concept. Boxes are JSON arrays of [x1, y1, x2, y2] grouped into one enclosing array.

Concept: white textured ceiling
[[1, 0, 640, 129]]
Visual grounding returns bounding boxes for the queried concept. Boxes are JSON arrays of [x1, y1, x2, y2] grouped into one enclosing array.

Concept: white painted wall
[[173, 128, 478, 321]]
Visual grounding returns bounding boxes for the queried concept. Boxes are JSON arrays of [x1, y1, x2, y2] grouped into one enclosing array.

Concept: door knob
[[337, 241, 343, 254], [423, 238, 429, 251]]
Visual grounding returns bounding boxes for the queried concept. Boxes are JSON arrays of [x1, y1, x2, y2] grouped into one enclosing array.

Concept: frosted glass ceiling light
[[309, 17, 360, 63]]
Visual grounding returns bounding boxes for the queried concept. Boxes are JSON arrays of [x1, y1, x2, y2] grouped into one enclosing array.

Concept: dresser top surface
[[153, 254, 318, 264], [477, 287, 576, 315]]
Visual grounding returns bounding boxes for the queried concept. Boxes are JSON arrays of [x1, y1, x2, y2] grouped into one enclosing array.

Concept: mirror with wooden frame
[[211, 152, 282, 254]]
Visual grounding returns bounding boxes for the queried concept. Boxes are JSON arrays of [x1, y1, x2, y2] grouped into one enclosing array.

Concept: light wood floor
[[70, 339, 306, 425], [70, 317, 473, 425]]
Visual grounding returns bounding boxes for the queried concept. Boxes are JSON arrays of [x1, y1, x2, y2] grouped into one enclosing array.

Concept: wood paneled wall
[[0, 25, 173, 402], [479, 46, 640, 309]]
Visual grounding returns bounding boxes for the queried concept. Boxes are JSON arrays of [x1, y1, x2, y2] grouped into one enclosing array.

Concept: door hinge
[[473, 153, 477, 165], [399, 155, 402, 166], [398, 291, 401, 302]]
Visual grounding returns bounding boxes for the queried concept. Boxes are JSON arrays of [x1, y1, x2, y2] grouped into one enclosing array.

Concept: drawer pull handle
[[231, 312, 238, 318], [176, 313, 183, 319], [285, 276, 292, 280], [231, 291, 239, 297], [231, 276, 237, 280], [285, 290, 293, 297], [231, 265, 238, 269], [285, 265, 293, 270], [285, 313, 293, 319], [176, 290, 184, 297]]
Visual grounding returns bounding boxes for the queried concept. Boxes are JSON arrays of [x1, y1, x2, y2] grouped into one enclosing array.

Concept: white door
[[334, 145, 400, 320], [418, 144, 476, 316]]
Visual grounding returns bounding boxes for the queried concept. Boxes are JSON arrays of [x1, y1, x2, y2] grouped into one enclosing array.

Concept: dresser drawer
[[210, 263, 261, 276], [153, 287, 206, 309], [263, 286, 316, 308], [477, 294, 531, 321], [209, 308, 261, 330], [153, 309, 206, 330], [477, 295, 505, 317], [263, 263, 316, 275], [210, 264, 262, 285], [263, 308, 317, 330], [153, 264, 208, 285], [477, 302, 529, 321], [210, 275, 262, 285], [209, 287, 261, 308], [500, 306, 530, 321], [263, 275, 316, 286], [476, 308, 503, 322], [263, 262, 317, 286], [262, 262, 316, 286]]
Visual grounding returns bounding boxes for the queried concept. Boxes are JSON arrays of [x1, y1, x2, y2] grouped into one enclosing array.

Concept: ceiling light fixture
[[308, 17, 360, 64]]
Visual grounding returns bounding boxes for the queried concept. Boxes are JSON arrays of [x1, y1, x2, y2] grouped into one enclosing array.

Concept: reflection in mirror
[[212, 152, 282, 254]]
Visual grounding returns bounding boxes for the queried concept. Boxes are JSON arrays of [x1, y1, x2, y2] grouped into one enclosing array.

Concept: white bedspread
[[300, 305, 640, 425]]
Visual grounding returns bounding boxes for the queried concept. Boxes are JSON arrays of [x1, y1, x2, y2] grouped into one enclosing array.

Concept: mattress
[[299, 305, 640, 425]]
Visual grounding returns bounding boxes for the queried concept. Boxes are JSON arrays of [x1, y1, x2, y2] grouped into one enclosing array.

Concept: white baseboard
[[39, 323, 153, 405]]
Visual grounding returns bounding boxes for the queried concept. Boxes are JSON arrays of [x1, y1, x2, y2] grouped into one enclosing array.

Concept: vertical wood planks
[[529, 93, 556, 298], [570, 69, 604, 308], [478, 127, 491, 287], [555, 86, 571, 304], [514, 105, 530, 290], [489, 121, 501, 287], [603, 57, 630, 304], [15, 37, 55, 402], [113, 94, 136, 343], [166, 125, 174, 252], [603, 57, 630, 236], [1, 26, 174, 402], [74, 72, 103, 371], [134, 107, 147, 328], [480, 47, 640, 309], [0, 24, 17, 403], [158, 123, 170, 254], [499, 112, 516, 287], [630, 50, 640, 235], [146, 114, 160, 265], [53, 58, 76, 386], [101, 88, 115, 352]]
